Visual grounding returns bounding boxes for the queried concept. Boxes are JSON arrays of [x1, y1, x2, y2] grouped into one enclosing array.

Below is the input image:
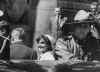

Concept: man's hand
[[60, 17, 67, 27], [90, 25, 100, 39]]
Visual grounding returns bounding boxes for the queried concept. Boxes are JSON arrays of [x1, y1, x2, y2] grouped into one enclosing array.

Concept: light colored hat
[[0, 10, 4, 17]]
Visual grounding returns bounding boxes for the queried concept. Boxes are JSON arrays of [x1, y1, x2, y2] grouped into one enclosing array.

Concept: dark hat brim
[[61, 20, 96, 33]]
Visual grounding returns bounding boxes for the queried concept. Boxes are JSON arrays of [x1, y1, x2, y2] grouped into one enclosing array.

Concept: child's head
[[36, 34, 53, 53]]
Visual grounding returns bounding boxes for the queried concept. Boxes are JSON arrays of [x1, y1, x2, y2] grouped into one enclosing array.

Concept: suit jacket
[[55, 37, 83, 63], [10, 41, 32, 59]]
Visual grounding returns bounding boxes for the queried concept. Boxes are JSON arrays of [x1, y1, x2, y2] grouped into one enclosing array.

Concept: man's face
[[90, 2, 97, 12], [74, 27, 89, 40]]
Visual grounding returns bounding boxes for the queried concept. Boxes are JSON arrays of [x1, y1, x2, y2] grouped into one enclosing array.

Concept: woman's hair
[[36, 34, 52, 51]]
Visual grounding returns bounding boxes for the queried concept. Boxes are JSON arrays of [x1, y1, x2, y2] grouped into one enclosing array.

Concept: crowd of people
[[34, 2, 100, 64], [0, 1, 100, 65]]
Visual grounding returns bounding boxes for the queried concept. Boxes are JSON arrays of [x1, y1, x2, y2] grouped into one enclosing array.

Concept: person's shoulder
[[10, 42, 32, 50], [23, 45, 32, 52]]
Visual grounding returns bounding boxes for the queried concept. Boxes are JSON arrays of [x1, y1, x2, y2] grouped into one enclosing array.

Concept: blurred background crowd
[[0, 0, 100, 65]]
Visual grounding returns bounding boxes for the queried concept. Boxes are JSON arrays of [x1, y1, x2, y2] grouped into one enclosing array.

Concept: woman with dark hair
[[36, 34, 55, 60]]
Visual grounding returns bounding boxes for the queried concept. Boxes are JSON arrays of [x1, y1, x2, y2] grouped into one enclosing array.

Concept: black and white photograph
[[0, 0, 100, 72]]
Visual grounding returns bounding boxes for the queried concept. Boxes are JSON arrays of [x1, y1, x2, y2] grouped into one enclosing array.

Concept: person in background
[[55, 24, 83, 64], [74, 2, 98, 21], [0, 9, 10, 60], [73, 23, 99, 61], [50, 7, 67, 39], [55, 22, 99, 63], [36, 34, 55, 61], [74, 2, 100, 61], [74, 2, 100, 39], [10, 27, 33, 59]]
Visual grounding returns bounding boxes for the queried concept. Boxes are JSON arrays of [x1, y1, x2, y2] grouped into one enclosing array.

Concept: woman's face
[[38, 38, 48, 53]]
